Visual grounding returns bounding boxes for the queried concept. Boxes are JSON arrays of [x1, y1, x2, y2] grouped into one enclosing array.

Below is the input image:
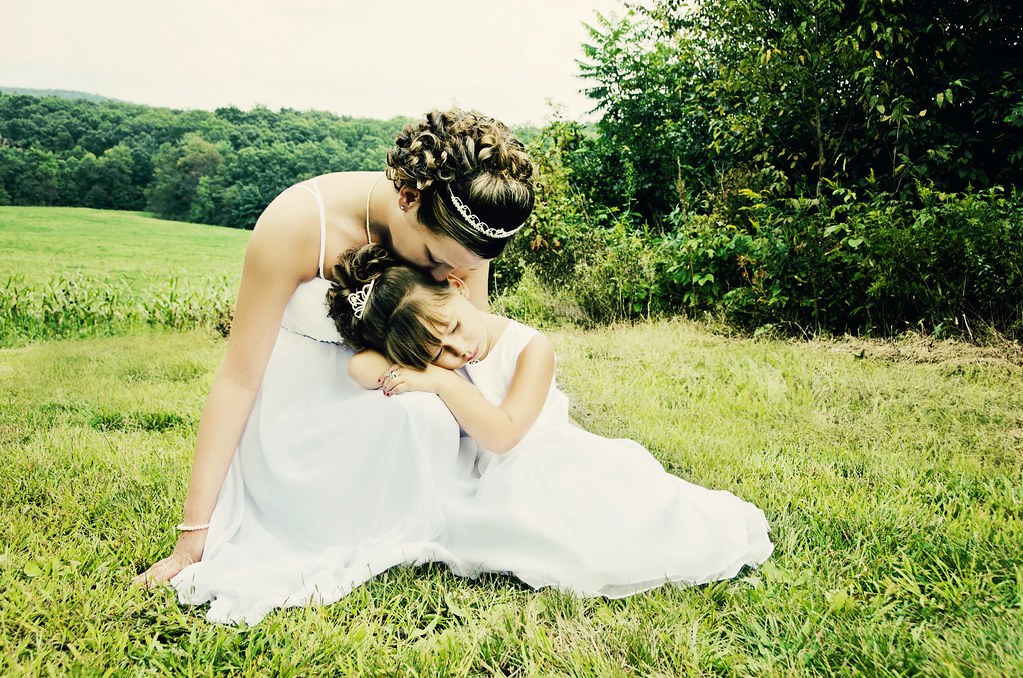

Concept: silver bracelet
[[175, 522, 211, 532]]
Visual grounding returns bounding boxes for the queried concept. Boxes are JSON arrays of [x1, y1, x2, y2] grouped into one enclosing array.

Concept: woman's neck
[[366, 173, 393, 245]]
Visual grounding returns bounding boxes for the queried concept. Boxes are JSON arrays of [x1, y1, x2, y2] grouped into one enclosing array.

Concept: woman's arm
[[383, 334, 555, 454], [134, 186, 319, 585]]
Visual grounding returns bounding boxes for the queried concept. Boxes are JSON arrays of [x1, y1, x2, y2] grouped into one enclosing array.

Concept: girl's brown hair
[[386, 109, 534, 259], [327, 244, 451, 369]]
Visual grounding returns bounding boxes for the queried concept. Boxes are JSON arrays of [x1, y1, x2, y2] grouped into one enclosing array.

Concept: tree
[[72, 145, 140, 209], [577, 0, 1023, 217], [578, 9, 719, 224], [0, 146, 59, 204], [145, 135, 223, 221]]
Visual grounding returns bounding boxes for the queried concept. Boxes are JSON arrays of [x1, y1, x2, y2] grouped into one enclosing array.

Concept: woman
[[134, 109, 535, 625]]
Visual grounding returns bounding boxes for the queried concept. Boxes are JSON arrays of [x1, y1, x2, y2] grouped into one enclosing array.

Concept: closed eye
[[426, 249, 455, 270]]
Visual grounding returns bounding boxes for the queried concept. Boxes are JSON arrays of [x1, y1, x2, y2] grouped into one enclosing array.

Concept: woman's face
[[389, 188, 486, 281], [390, 226, 485, 282], [425, 289, 489, 370]]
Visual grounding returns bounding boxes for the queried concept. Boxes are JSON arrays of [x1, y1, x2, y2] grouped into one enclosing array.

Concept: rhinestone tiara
[[347, 279, 374, 320], [447, 185, 525, 239]]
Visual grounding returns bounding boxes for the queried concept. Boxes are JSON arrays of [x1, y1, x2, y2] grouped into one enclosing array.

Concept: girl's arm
[[133, 186, 319, 586], [348, 349, 393, 389], [383, 334, 555, 454]]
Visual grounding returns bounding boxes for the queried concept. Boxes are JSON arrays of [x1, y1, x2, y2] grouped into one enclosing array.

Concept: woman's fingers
[[132, 549, 198, 588], [133, 556, 178, 587]]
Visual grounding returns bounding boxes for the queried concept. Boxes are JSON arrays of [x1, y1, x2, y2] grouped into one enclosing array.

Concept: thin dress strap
[[295, 178, 328, 279]]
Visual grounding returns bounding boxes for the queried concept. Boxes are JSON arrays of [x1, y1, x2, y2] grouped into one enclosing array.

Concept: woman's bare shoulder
[[250, 172, 382, 280], [255, 181, 320, 233], [243, 182, 325, 280]]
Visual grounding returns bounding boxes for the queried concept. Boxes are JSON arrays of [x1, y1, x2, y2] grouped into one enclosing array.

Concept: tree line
[[0, 93, 419, 228]]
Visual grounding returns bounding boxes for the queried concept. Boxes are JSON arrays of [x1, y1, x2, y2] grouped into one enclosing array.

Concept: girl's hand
[[132, 529, 206, 588], [380, 364, 450, 396]]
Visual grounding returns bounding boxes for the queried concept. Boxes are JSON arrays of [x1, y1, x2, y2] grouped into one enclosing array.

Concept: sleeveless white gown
[[172, 182, 463, 625], [171, 276, 468, 624], [441, 320, 774, 597]]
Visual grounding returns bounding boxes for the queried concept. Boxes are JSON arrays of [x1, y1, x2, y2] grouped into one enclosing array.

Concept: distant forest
[[0, 87, 119, 105], [0, 92, 532, 229]]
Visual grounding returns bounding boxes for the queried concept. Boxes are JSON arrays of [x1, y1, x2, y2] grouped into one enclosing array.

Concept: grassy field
[[0, 207, 249, 345], [0, 207, 249, 288], [1, 207, 1021, 675]]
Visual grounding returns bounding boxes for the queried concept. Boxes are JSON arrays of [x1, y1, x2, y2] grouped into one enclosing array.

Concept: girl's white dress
[[442, 320, 774, 597]]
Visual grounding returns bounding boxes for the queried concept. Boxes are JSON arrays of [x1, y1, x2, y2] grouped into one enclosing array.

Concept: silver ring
[[388, 370, 399, 380]]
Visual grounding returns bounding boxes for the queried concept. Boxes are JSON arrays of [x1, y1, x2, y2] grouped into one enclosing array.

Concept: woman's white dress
[[171, 275, 464, 624], [171, 183, 463, 625], [442, 320, 774, 597]]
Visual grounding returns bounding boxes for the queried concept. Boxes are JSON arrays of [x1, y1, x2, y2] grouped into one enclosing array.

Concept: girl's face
[[425, 288, 489, 370]]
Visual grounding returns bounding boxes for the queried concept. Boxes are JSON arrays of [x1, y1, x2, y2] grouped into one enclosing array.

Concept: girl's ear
[[447, 274, 470, 299]]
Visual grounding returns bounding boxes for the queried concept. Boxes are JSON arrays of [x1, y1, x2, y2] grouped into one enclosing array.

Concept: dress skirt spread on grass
[[172, 272, 773, 626], [442, 320, 773, 597]]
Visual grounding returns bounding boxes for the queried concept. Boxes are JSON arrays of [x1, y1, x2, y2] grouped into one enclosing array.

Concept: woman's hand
[[380, 364, 451, 396], [132, 530, 206, 587]]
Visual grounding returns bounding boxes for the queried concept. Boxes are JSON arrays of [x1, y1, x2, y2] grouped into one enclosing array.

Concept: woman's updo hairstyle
[[386, 108, 534, 259], [327, 244, 451, 369]]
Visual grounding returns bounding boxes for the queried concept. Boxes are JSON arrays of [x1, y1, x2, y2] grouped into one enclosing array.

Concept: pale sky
[[0, 0, 627, 126]]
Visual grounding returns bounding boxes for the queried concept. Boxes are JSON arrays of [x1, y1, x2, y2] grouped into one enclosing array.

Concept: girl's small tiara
[[347, 279, 374, 319], [447, 185, 525, 239]]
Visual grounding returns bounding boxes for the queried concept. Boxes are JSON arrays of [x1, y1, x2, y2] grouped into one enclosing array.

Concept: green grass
[[0, 206, 249, 288], [0, 207, 249, 345], [1, 206, 1021, 674], [1, 325, 1020, 675]]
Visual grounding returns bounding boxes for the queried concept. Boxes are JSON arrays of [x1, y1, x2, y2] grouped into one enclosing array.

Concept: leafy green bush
[[501, 161, 1022, 340], [655, 212, 755, 312], [863, 185, 1023, 337], [492, 117, 602, 296], [570, 221, 665, 322], [493, 117, 672, 325], [714, 184, 1023, 338], [498, 107, 1022, 338]]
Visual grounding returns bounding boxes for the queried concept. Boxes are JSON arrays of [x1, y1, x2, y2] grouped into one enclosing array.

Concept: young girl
[[328, 244, 773, 598]]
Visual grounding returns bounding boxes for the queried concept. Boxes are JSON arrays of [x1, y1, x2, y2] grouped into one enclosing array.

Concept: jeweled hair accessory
[[447, 185, 525, 239], [347, 279, 374, 320]]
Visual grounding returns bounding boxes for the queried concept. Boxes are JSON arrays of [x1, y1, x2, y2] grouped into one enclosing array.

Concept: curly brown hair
[[327, 244, 452, 369], [386, 109, 534, 259]]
